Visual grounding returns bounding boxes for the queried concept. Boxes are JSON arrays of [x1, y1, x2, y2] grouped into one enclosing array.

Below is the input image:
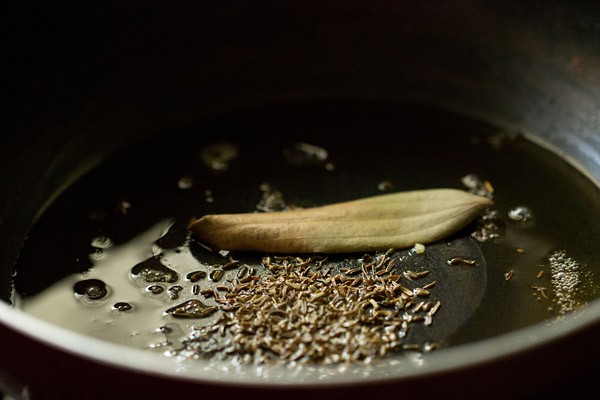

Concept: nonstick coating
[[2, 1, 600, 399]]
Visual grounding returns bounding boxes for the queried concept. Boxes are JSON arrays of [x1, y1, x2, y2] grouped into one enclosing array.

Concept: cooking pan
[[1, 1, 600, 399]]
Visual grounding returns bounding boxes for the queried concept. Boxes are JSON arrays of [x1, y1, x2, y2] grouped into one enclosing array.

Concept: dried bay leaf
[[188, 188, 493, 253]]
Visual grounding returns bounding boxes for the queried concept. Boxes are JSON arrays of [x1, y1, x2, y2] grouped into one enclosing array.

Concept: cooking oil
[[12, 101, 600, 356]]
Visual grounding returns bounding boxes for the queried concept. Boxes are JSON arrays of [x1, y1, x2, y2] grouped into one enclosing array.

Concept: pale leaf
[[188, 188, 493, 253]]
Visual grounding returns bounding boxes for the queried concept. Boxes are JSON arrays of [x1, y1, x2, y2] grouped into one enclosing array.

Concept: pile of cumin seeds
[[177, 252, 441, 365]]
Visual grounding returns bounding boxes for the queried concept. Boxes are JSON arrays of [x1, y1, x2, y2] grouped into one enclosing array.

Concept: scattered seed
[[447, 257, 477, 267], [385, 258, 397, 273], [236, 266, 249, 279], [531, 285, 549, 300], [422, 280, 438, 290], [536, 270, 544, 278], [186, 270, 207, 282], [429, 301, 441, 316], [209, 269, 224, 282], [399, 286, 414, 297], [484, 180, 494, 194], [223, 259, 240, 271], [413, 288, 430, 297], [176, 252, 442, 365], [404, 270, 418, 279], [504, 270, 514, 281]]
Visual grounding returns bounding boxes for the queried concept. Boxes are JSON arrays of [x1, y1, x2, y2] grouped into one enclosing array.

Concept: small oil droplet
[[165, 299, 218, 319], [200, 142, 239, 171], [204, 189, 215, 203], [131, 256, 179, 283], [508, 206, 533, 221], [89, 247, 105, 260], [167, 285, 183, 300], [283, 142, 329, 166], [74, 279, 108, 301], [112, 302, 133, 312], [146, 285, 165, 295], [177, 176, 194, 189], [91, 236, 113, 249], [377, 180, 394, 191], [156, 326, 172, 334]]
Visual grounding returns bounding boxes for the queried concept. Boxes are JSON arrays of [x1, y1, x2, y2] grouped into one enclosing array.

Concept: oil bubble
[[131, 256, 179, 283], [167, 285, 184, 300], [177, 176, 194, 189], [156, 325, 172, 334], [146, 285, 165, 295], [283, 142, 328, 166], [256, 182, 287, 212], [166, 299, 219, 319], [200, 142, 239, 171], [508, 206, 533, 221], [74, 279, 108, 301], [112, 302, 133, 312], [91, 236, 113, 249], [89, 247, 105, 260], [377, 180, 394, 191]]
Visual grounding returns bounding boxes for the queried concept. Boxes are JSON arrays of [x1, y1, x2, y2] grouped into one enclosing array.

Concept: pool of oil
[[11, 100, 600, 362]]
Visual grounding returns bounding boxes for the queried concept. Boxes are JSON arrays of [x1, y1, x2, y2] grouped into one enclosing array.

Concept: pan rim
[[0, 298, 598, 387]]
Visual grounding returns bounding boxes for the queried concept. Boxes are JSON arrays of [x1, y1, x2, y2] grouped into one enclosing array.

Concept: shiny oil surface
[[12, 101, 600, 362]]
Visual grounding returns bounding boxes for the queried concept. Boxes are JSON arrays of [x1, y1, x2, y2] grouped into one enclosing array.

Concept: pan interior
[[11, 99, 600, 376]]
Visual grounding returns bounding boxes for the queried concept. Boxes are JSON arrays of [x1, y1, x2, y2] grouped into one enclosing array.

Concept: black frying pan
[[1, 1, 599, 399]]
